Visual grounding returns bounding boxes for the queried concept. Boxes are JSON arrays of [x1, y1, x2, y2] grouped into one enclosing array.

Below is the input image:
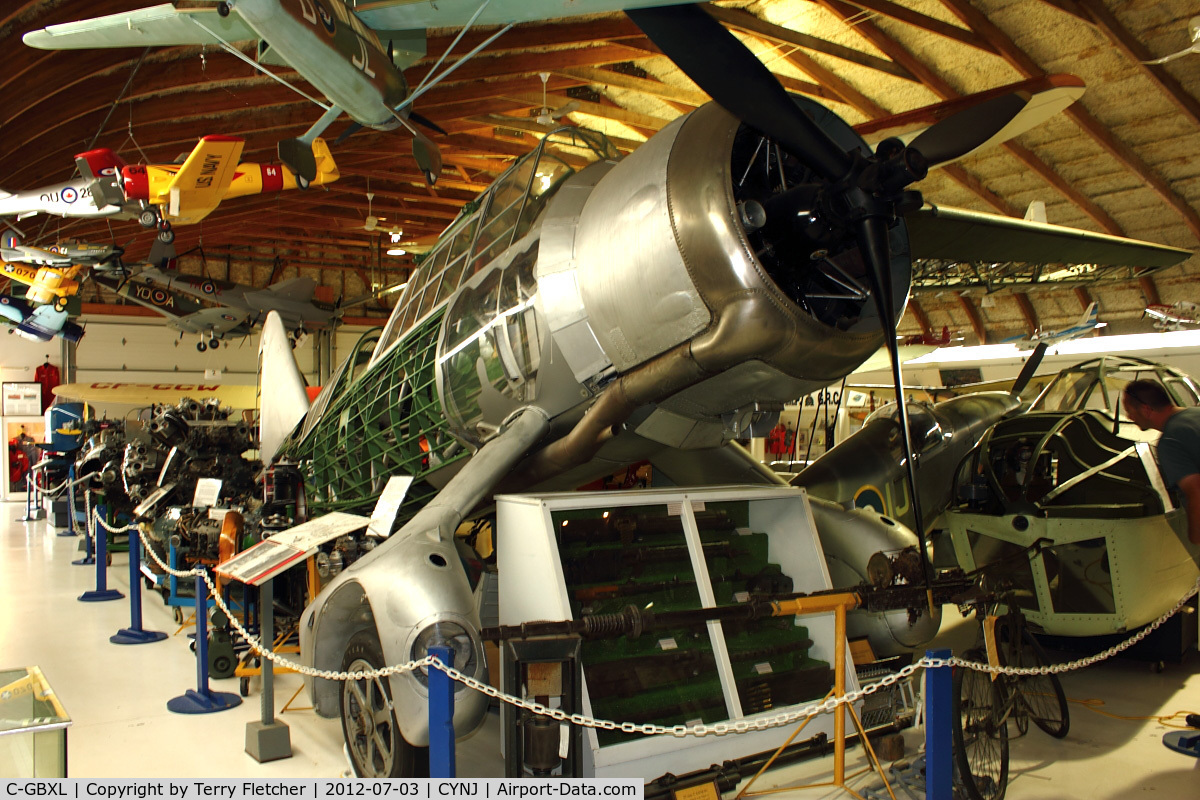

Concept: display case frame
[[497, 484, 858, 779]]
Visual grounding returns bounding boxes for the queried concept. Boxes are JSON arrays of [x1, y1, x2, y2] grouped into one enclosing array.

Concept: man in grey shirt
[[1122, 378, 1200, 546]]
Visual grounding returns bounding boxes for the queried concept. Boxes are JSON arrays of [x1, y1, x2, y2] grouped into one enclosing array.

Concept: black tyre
[[139, 209, 158, 228], [158, 228, 175, 244], [196, 340, 207, 352], [953, 649, 1009, 800], [1001, 626, 1070, 739], [209, 338, 220, 349], [340, 630, 428, 778]]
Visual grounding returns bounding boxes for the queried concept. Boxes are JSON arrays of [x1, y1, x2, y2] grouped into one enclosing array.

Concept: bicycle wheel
[[1003, 627, 1070, 739], [953, 649, 1010, 800]]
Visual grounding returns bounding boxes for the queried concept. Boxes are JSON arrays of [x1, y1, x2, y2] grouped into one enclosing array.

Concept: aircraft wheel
[[139, 209, 158, 228], [54, 297, 68, 312], [196, 341, 208, 352], [217, 2, 231, 17], [157, 228, 175, 244], [209, 338, 220, 350], [340, 630, 428, 778]]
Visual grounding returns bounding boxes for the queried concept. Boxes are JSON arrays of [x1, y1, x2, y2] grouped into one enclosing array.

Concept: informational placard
[[2, 383, 41, 416], [192, 477, 223, 508], [216, 511, 370, 586], [366, 474, 413, 538]]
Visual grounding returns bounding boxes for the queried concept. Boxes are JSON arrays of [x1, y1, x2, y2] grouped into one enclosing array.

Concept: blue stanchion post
[[167, 571, 241, 714], [925, 648, 953, 800], [79, 503, 123, 602], [428, 644, 456, 778], [111, 526, 167, 644]]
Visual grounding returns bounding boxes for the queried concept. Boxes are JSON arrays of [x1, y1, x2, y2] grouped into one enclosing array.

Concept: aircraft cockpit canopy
[[865, 401, 949, 459], [1029, 355, 1200, 427], [370, 127, 617, 366]]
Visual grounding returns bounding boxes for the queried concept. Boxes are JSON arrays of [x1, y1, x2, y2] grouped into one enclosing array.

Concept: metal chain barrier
[[106, 509, 1199, 738]]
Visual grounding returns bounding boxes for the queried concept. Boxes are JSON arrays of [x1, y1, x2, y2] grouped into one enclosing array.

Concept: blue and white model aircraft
[[1003, 301, 1104, 350]]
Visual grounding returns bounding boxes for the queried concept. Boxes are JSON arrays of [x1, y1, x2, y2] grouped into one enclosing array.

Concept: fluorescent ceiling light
[[386, 248, 407, 256]]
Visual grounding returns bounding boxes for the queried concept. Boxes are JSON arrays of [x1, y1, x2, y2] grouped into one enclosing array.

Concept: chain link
[[112, 510, 1200, 737]]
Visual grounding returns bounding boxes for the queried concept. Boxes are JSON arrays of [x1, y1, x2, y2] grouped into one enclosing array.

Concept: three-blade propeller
[[627, 3, 1032, 596]]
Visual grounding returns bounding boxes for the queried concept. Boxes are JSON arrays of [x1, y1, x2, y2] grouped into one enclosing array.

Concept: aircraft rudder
[[259, 310, 311, 463]]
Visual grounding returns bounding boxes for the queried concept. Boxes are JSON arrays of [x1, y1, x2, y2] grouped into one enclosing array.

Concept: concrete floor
[[1, 500, 1197, 795]]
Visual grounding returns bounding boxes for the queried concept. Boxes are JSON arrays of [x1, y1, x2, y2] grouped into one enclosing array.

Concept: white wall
[[1, 314, 377, 419]]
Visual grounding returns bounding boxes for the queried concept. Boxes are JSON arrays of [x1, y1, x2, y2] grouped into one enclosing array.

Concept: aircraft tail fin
[[311, 138, 339, 184], [1079, 301, 1098, 328], [74, 148, 127, 179], [259, 310, 310, 463]]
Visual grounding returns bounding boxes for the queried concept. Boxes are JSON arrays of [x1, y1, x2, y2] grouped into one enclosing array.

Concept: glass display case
[[497, 485, 856, 779], [0, 666, 70, 778]]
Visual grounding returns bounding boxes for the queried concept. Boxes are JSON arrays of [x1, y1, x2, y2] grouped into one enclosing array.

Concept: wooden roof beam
[[842, 0, 996, 53], [705, 5, 917, 81], [956, 292, 988, 344], [938, 0, 1200, 242], [1014, 292, 1039, 333], [821, 0, 1124, 233]]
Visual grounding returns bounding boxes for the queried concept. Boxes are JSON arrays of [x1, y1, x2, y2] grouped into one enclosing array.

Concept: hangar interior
[[2, 0, 1199, 794]]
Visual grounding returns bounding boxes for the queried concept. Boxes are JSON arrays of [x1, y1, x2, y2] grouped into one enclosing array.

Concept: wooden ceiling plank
[[908, 297, 932, 337]]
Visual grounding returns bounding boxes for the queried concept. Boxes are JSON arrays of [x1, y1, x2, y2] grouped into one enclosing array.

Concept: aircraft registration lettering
[[89, 383, 220, 391], [134, 285, 175, 308], [196, 153, 222, 188]]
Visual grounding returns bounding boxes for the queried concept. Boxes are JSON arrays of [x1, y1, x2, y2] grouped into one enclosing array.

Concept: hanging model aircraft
[[128, 265, 335, 348], [0, 232, 129, 311], [90, 271, 255, 351], [1144, 300, 1200, 331], [202, 5, 1191, 776], [0, 148, 140, 222], [97, 135, 339, 242], [1002, 301, 1104, 350], [0, 295, 84, 343]]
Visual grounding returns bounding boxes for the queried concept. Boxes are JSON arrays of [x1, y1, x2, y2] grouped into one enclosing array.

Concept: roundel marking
[[852, 485, 887, 515], [201, 281, 216, 294], [314, 0, 336, 34], [61, 187, 78, 203], [151, 289, 169, 304]]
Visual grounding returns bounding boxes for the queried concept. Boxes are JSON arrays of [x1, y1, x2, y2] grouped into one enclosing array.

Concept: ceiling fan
[[531, 72, 580, 126], [1143, 15, 1200, 64], [362, 188, 380, 232]]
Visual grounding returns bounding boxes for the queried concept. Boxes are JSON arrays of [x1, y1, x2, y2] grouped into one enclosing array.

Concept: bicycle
[[952, 586, 1070, 800]]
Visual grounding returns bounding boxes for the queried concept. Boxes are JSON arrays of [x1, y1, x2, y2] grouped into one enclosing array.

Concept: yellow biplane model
[[114, 135, 339, 241], [1, 259, 85, 310]]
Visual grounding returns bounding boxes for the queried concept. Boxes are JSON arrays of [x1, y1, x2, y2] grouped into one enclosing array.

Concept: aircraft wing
[[165, 136, 245, 221], [168, 307, 252, 336], [53, 381, 259, 410], [907, 204, 1192, 268], [264, 276, 316, 302], [849, 344, 937, 375], [23, 4, 257, 50]]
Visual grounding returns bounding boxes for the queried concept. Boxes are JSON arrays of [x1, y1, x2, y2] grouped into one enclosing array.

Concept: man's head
[[1122, 379, 1177, 431]]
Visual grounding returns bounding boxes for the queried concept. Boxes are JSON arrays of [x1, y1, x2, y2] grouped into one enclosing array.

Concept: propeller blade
[[1010, 342, 1048, 397], [626, 5, 851, 182], [908, 92, 1029, 166], [408, 111, 447, 137]]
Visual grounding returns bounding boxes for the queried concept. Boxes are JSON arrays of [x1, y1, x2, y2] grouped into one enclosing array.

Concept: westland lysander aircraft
[[129, 266, 335, 348], [84, 135, 339, 243], [206, 7, 1192, 776], [1003, 301, 1103, 350], [0, 295, 84, 343], [91, 271, 254, 351], [1144, 300, 1200, 330]]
